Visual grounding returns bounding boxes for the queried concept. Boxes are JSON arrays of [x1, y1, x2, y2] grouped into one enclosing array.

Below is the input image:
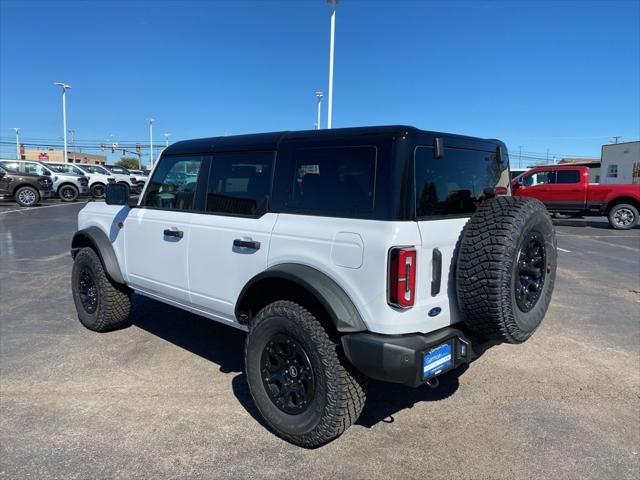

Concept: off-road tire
[[456, 196, 556, 344], [90, 182, 106, 198], [245, 300, 367, 448], [59, 184, 79, 202], [15, 186, 40, 207], [71, 247, 132, 332], [608, 203, 639, 230]]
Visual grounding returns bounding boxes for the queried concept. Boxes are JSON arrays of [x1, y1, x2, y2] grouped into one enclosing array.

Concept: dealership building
[[19, 147, 107, 165]]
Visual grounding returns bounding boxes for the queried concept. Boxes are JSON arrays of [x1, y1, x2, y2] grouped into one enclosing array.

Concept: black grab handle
[[163, 229, 183, 238], [431, 248, 442, 296], [233, 239, 261, 250]]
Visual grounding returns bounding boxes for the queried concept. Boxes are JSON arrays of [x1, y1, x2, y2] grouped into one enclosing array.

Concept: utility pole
[[69, 129, 76, 162], [612, 136, 622, 144], [315, 91, 323, 130], [12, 128, 20, 159], [163, 132, 171, 147], [326, 0, 338, 129], [546, 148, 549, 164], [148, 118, 155, 167], [54, 82, 72, 162], [518, 145, 522, 169]]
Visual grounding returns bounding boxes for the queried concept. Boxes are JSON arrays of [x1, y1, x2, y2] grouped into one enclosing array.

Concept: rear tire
[[59, 184, 79, 202], [456, 196, 556, 344], [15, 186, 40, 207], [245, 300, 367, 447], [608, 203, 638, 230], [71, 247, 132, 332]]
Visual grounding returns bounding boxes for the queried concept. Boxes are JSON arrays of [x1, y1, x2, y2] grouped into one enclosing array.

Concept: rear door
[[187, 151, 277, 323], [414, 145, 509, 328], [548, 168, 586, 211], [124, 155, 205, 303]]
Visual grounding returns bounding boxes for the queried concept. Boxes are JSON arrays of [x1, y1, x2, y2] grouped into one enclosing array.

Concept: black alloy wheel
[[77, 267, 99, 314], [514, 231, 547, 313], [260, 333, 315, 414]]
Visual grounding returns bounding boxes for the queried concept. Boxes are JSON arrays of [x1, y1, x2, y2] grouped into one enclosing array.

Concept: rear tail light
[[388, 247, 417, 308]]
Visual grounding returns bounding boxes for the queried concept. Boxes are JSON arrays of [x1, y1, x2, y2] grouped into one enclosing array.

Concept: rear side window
[[143, 156, 203, 211], [555, 170, 580, 184], [205, 151, 274, 216], [22, 162, 49, 176], [287, 146, 376, 214], [0, 162, 19, 173], [415, 146, 509, 217]]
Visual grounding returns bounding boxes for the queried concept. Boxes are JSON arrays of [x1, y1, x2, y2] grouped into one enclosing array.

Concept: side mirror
[[42, 170, 51, 176], [0, 171, 5, 178], [105, 183, 130, 206]]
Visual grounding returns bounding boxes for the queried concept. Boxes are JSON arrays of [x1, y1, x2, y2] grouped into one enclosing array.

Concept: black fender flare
[[235, 264, 367, 333], [71, 226, 125, 284]]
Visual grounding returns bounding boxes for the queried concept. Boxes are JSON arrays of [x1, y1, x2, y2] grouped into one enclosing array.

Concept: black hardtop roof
[[164, 125, 505, 155]]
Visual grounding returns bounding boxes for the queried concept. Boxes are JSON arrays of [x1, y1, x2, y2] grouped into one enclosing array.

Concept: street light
[[163, 132, 171, 147], [326, 0, 338, 129], [315, 91, 323, 130], [11, 128, 20, 159], [54, 82, 72, 162], [148, 118, 155, 166]]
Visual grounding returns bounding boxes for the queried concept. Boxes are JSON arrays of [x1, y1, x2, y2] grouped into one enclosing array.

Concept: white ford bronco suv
[[70, 126, 556, 447]]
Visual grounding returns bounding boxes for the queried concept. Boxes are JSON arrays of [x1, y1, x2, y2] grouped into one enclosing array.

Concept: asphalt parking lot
[[1, 201, 638, 479]]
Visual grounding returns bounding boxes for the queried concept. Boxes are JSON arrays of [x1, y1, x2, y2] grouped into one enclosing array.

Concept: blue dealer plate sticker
[[423, 343, 453, 379]]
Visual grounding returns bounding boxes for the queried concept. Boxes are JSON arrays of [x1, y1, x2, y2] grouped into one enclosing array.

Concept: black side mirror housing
[[105, 183, 130, 206], [42, 170, 51, 176], [0, 171, 5, 178]]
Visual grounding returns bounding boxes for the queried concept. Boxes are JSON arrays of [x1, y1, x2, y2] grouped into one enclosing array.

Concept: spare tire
[[456, 196, 556, 344]]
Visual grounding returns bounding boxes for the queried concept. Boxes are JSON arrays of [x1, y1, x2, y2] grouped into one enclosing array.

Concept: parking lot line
[[557, 247, 571, 252], [0, 201, 87, 215]]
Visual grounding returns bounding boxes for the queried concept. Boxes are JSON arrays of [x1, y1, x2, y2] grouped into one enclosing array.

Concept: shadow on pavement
[[131, 294, 469, 433]]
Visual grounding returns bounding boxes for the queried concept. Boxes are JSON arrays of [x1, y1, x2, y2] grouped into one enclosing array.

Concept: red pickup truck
[[512, 166, 640, 229]]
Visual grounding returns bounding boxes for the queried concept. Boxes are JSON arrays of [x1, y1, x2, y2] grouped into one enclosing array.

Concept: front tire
[[90, 182, 106, 198], [71, 247, 132, 332], [608, 204, 639, 230], [15, 186, 40, 207], [59, 184, 79, 202], [245, 300, 366, 448]]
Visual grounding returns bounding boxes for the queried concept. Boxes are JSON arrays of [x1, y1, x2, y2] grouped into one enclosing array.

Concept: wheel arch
[[57, 182, 79, 193], [605, 196, 640, 213], [11, 182, 38, 195], [235, 264, 367, 333], [71, 226, 125, 284]]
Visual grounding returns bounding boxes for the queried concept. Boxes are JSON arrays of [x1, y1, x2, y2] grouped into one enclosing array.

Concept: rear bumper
[[341, 326, 478, 387]]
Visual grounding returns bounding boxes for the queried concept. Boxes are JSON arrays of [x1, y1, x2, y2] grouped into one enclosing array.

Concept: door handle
[[163, 228, 183, 239], [233, 239, 261, 250], [571, 189, 581, 192]]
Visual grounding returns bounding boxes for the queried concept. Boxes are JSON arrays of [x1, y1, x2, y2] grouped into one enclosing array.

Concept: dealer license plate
[[423, 342, 453, 379]]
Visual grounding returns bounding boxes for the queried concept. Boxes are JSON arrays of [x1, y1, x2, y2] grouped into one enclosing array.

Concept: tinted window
[[47, 164, 84, 175], [0, 161, 19, 173], [555, 169, 580, 184], [206, 152, 273, 216], [521, 170, 554, 187], [109, 166, 130, 174], [607, 164, 618, 178], [415, 146, 509, 217], [143, 156, 203, 210], [287, 146, 376, 214]]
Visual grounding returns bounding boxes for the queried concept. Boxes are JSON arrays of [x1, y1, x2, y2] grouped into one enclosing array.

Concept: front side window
[[22, 162, 49, 176], [83, 165, 109, 175], [143, 156, 203, 211], [522, 170, 554, 187], [288, 146, 376, 214], [206, 151, 274, 216], [607, 164, 618, 178], [109, 166, 130, 175], [47, 164, 84, 175], [415, 146, 509, 217], [555, 169, 580, 184]]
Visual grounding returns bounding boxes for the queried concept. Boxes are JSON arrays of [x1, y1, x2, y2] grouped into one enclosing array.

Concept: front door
[[514, 169, 556, 207], [124, 155, 205, 303], [188, 151, 277, 322]]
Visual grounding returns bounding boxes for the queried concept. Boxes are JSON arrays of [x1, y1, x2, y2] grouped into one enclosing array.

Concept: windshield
[[415, 146, 509, 217]]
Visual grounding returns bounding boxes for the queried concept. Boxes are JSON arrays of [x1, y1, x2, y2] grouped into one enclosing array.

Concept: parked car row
[[0, 159, 148, 207]]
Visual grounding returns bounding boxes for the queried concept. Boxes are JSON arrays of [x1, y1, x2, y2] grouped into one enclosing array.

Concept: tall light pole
[[148, 118, 155, 166], [315, 91, 323, 130], [163, 132, 171, 147], [69, 129, 76, 162], [12, 128, 20, 159], [326, 0, 338, 129], [54, 82, 72, 162]]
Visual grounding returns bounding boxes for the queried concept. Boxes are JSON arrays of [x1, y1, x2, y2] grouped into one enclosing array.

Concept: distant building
[[600, 141, 640, 185], [20, 147, 106, 165], [557, 157, 601, 183]]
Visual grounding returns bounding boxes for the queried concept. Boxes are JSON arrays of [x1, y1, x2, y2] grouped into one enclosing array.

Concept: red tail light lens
[[388, 247, 417, 308]]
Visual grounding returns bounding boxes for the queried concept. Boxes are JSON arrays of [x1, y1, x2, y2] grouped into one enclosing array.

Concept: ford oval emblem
[[428, 307, 442, 317]]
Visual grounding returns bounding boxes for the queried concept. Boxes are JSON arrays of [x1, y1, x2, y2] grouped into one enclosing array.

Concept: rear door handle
[[163, 228, 183, 238], [234, 239, 261, 250]]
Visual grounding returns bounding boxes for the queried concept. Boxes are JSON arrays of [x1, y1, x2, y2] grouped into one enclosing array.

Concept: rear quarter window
[[415, 146, 509, 218]]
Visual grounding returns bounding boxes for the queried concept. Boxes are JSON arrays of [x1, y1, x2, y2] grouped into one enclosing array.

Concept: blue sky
[[1, 0, 639, 166]]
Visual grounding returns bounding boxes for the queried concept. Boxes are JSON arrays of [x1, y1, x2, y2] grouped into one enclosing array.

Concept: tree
[[116, 157, 140, 170]]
